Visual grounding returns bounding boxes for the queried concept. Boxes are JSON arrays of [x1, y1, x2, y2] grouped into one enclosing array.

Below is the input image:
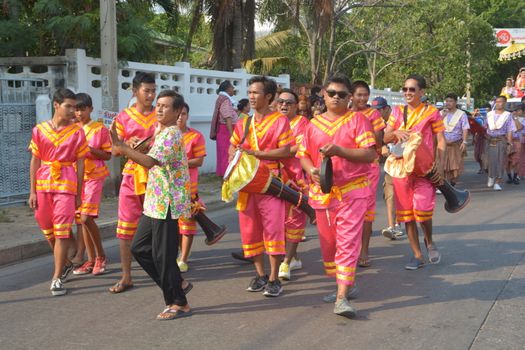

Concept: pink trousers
[[239, 193, 286, 257], [117, 175, 144, 240], [365, 163, 380, 222], [35, 192, 75, 240], [315, 197, 367, 286], [392, 175, 435, 222]]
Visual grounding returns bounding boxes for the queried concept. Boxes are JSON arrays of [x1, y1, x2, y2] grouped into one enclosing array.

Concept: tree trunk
[[243, 0, 256, 61], [323, 11, 337, 83], [182, 0, 202, 62], [231, 0, 243, 69]]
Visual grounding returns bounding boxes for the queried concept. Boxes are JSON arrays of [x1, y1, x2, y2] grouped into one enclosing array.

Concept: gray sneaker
[[381, 227, 396, 240], [263, 280, 283, 297], [50, 278, 66, 296], [322, 284, 359, 303], [427, 245, 441, 264], [404, 257, 425, 270], [60, 263, 74, 282], [246, 275, 268, 292], [333, 298, 357, 319]]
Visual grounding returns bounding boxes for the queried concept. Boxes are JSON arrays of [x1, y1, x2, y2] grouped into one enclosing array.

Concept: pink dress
[[114, 106, 157, 239], [297, 111, 375, 285], [29, 121, 88, 240]]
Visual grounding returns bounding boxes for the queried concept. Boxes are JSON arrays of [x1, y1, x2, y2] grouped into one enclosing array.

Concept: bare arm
[[300, 157, 320, 185], [245, 144, 291, 160], [435, 132, 446, 170], [188, 157, 204, 168], [225, 117, 234, 136], [110, 121, 158, 169], [28, 155, 40, 209], [89, 147, 111, 161], [383, 125, 411, 144], [76, 158, 85, 209], [321, 144, 377, 163]]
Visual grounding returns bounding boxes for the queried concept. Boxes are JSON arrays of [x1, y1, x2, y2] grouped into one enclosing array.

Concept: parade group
[[28, 68, 525, 320]]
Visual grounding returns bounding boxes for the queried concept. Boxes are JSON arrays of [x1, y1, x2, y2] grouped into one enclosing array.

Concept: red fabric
[[210, 94, 229, 140]]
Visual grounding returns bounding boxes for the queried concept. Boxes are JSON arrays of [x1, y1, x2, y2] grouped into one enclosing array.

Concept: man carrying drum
[[297, 75, 377, 318], [229, 76, 293, 297], [383, 74, 446, 270]]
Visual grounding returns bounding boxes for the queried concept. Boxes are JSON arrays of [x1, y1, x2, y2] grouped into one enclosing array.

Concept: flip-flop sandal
[[109, 281, 134, 294], [156, 307, 193, 321], [358, 257, 370, 268]]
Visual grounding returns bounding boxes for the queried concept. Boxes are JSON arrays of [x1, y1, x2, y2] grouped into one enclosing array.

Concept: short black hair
[[53, 88, 76, 104], [405, 74, 427, 89], [445, 93, 458, 101], [237, 98, 249, 111], [279, 88, 299, 103], [132, 71, 156, 89], [310, 85, 322, 95], [182, 102, 190, 114], [217, 80, 234, 94], [156, 90, 185, 110], [350, 80, 370, 95], [248, 76, 278, 103], [324, 74, 352, 92], [496, 95, 507, 101], [75, 93, 93, 109]]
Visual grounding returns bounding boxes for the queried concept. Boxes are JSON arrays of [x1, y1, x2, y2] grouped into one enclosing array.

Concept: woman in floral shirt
[[110, 90, 193, 320]]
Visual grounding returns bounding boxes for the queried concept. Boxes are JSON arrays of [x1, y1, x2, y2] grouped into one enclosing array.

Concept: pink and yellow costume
[[230, 112, 293, 257], [361, 108, 386, 223], [77, 121, 111, 218], [179, 127, 207, 235], [387, 104, 444, 223], [29, 122, 88, 240], [282, 115, 310, 243], [114, 107, 156, 239], [297, 111, 375, 286]]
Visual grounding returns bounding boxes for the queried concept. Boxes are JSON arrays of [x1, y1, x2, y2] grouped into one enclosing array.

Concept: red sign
[[496, 30, 511, 45]]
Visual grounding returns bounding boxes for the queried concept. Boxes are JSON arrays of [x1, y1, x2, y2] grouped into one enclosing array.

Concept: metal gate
[[0, 78, 47, 206]]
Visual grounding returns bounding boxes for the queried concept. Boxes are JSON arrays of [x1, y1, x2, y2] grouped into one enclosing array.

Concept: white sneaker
[[493, 183, 502, 191], [278, 262, 291, 280], [289, 258, 302, 271], [50, 278, 66, 296], [487, 177, 495, 187]]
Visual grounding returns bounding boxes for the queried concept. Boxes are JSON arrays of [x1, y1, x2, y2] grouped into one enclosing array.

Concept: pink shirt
[[29, 122, 88, 194], [297, 111, 376, 208], [115, 106, 157, 176], [388, 104, 444, 154], [361, 108, 386, 132], [231, 112, 293, 171], [182, 127, 206, 195], [282, 115, 310, 182], [82, 121, 111, 180]]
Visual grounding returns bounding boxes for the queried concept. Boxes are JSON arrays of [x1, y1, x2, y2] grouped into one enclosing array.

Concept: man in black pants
[[110, 90, 193, 320]]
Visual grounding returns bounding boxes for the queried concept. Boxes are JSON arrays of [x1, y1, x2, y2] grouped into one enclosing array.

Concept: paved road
[[1, 159, 524, 350]]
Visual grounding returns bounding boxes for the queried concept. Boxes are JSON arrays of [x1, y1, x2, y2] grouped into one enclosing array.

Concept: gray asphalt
[[1, 159, 524, 350]]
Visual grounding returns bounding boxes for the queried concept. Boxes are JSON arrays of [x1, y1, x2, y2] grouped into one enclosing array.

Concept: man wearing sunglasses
[[276, 88, 310, 281], [349, 80, 386, 268], [298, 75, 376, 318], [383, 74, 446, 270]]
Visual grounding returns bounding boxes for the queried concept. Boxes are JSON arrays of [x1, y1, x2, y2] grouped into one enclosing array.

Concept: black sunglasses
[[402, 87, 417, 93], [277, 98, 296, 105], [326, 90, 349, 99]]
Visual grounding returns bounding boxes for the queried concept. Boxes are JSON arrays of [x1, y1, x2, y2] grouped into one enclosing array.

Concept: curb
[[0, 199, 232, 267]]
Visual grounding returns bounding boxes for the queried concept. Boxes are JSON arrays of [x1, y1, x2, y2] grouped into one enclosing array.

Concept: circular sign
[[496, 30, 511, 45]]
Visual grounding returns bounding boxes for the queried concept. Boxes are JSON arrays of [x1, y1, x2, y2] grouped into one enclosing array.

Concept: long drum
[[384, 132, 470, 213], [222, 150, 316, 224]]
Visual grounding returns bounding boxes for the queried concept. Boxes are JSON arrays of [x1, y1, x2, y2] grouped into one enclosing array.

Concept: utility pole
[[100, 0, 120, 194]]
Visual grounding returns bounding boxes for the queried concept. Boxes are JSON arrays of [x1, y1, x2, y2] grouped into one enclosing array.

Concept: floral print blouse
[[143, 126, 191, 220]]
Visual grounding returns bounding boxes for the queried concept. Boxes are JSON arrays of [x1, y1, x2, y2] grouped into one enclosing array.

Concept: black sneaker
[[60, 263, 74, 282], [246, 275, 268, 292], [231, 250, 254, 263], [50, 278, 67, 296], [513, 177, 520, 185], [263, 279, 283, 297]]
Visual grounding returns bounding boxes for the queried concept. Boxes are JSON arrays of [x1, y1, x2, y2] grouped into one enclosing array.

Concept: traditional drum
[[222, 150, 316, 224], [384, 132, 470, 213]]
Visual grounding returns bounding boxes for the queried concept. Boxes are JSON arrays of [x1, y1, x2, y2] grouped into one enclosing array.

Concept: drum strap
[[403, 105, 408, 129], [240, 116, 253, 145]]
